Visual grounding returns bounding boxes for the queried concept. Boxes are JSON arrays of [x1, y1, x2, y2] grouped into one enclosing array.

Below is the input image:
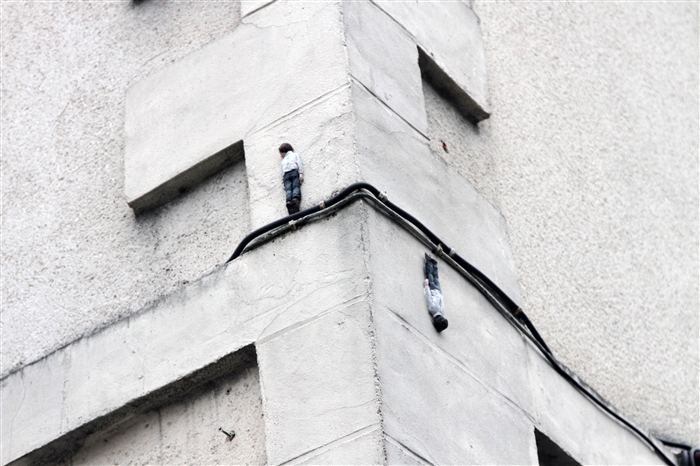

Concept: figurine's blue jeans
[[425, 260, 441, 291], [283, 169, 301, 203]]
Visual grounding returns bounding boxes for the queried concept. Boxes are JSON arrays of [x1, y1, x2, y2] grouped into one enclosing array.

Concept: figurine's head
[[278, 142, 294, 157]]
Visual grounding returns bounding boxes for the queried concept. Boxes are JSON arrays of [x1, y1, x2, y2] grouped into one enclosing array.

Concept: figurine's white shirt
[[280, 151, 303, 177]]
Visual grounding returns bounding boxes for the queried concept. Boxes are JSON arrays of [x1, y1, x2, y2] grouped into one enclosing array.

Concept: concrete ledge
[[126, 140, 244, 214], [2, 203, 370, 465], [374, 306, 537, 465], [124, 1, 347, 213], [344, 1, 427, 134], [525, 342, 665, 465], [258, 304, 380, 464], [9, 346, 257, 465], [419, 47, 490, 124], [372, 0, 490, 122]]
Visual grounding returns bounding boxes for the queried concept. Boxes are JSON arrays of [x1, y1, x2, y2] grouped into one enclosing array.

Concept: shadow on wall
[[17, 345, 266, 466]]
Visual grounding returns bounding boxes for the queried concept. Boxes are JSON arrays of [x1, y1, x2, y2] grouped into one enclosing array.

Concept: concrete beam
[[124, 1, 348, 213], [372, 0, 490, 122], [2, 203, 370, 465], [353, 82, 521, 302], [374, 306, 537, 465], [343, 1, 427, 134], [258, 304, 381, 464], [243, 84, 357, 229], [525, 343, 664, 465]]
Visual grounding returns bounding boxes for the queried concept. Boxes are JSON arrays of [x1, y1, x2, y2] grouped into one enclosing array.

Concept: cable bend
[[224, 181, 677, 466]]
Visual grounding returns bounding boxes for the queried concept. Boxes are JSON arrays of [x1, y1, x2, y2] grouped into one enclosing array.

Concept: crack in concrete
[[278, 423, 381, 465], [350, 75, 429, 141], [7, 371, 27, 461], [385, 433, 433, 465], [381, 404, 437, 465], [256, 290, 369, 346], [379, 304, 534, 423], [313, 398, 375, 418], [251, 83, 351, 137]]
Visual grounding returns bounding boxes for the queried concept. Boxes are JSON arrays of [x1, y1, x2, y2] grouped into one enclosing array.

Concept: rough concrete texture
[[366, 207, 663, 465], [375, 307, 538, 465], [4, 0, 695, 464], [292, 426, 384, 465], [373, 0, 490, 120], [343, 1, 427, 134], [426, 1, 698, 444], [2, 204, 371, 464], [1, 0, 248, 378], [365, 208, 532, 416], [64, 363, 265, 465], [384, 437, 428, 465], [525, 344, 661, 465], [353, 82, 522, 303], [3, 198, 671, 464], [125, 0, 348, 211], [243, 84, 358, 229], [257, 303, 380, 464]]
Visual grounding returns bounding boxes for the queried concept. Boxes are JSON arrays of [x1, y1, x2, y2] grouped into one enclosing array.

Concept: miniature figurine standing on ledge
[[279, 142, 304, 215], [424, 253, 449, 332]]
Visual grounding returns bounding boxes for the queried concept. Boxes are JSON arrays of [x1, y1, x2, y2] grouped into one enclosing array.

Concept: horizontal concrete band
[[124, 0, 490, 214], [11, 346, 258, 465], [3, 201, 666, 465]]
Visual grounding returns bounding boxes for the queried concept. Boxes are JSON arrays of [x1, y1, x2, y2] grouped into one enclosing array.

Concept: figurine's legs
[[290, 177, 301, 203], [283, 169, 302, 206], [424, 255, 441, 291], [283, 177, 294, 203]]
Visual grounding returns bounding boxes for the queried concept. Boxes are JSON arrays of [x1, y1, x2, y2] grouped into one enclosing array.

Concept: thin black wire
[[226, 182, 677, 466]]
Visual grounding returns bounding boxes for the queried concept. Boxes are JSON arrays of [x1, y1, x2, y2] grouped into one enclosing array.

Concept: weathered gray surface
[[344, 1, 427, 134], [68, 363, 266, 465], [258, 304, 380, 464], [366, 207, 532, 415], [526, 344, 661, 465], [2, 200, 670, 465], [124, 0, 348, 211], [384, 437, 428, 465], [243, 84, 357, 229], [431, 1, 699, 443], [3, 0, 696, 463], [353, 82, 522, 303], [1, 0, 249, 380], [2, 205, 370, 464], [292, 426, 384, 465], [375, 306, 538, 465], [373, 0, 490, 120]]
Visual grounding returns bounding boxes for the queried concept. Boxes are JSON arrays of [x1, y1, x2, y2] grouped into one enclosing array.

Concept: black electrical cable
[[226, 182, 676, 466], [659, 439, 692, 450]]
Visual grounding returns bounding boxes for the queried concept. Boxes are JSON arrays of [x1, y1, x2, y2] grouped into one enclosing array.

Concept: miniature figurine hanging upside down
[[424, 253, 449, 332], [279, 142, 304, 215]]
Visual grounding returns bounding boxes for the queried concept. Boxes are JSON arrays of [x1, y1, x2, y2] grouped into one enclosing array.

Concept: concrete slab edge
[[126, 140, 245, 214], [7, 345, 257, 466], [278, 424, 382, 465], [418, 47, 490, 124], [384, 435, 431, 465]]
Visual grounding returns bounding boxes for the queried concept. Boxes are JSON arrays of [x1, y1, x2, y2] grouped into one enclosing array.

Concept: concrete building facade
[[2, 0, 697, 464]]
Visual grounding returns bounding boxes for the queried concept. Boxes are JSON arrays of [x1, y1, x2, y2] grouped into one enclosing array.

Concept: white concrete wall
[[1, 1, 249, 378], [2, 0, 697, 462], [427, 1, 698, 444], [62, 363, 265, 465]]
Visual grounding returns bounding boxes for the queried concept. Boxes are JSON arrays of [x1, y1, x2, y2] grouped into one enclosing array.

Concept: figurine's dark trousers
[[425, 260, 441, 292], [282, 169, 301, 203]]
